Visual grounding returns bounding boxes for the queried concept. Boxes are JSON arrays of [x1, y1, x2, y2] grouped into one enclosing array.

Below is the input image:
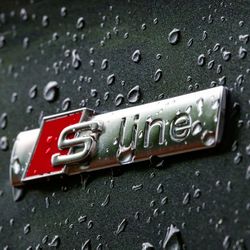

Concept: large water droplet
[[0, 136, 8, 151], [127, 85, 141, 103], [76, 17, 85, 29], [114, 94, 124, 107], [0, 113, 7, 129], [168, 28, 180, 45], [107, 74, 115, 85], [131, 50, 141, 63], [61, 98, 71, 111], [101, 59, 108, 70], [72, 49, 81, 69], [43, 81, 59, 102], [29, 85, 37, 99], [154, 69, 162, 82], [115, 219, 127, 235], [201, 130, 215, 146], [162, 224, 183, 250]]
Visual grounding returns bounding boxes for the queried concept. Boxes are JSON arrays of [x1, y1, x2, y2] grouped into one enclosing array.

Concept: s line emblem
[[10, 86, 227, 189]]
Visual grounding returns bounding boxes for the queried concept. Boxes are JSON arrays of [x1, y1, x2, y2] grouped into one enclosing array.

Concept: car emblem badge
[[10, 86, 227, 191]]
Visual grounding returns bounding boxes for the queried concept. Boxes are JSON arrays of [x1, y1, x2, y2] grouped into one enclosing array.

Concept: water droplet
[[43, 81, 59, 102], [61, 98, 71, 111], [42, 15, 49, 27], [24, 224, 30, 235], [132, 184, 143, 191], [0, 113, 7, 129], [82, 239, 91, 250], [131, 50, 141, 63], [238, 46, 247, 59], [48, 235, 60, 248], [183, 193, 190, 205], [60, 7, 67, 17], [116, 145, 135, 164], [239, 34, 249, 44], [101, 194, 110, 207], [29, 85, 37, 99], [127, 85, 141, 103], [101, 59, 108, 70], [157, 183, 164, 194], [201, 130, 215, 147], [76, 17, 85, 29], [72, 49, 81, 69], [114, 94, 124, 107], [115, 218, 127, 235], [154, 69, 162, 82], [168, 28, 180, 45], [222, 51, 231, 61], [0, 136, 8, 151], [142, 242, 154, 250], [20, 8, 28, 21], [191, 120, 202, 136], [78, 215, 87, 223], [0, 35, 5, 49], [196, 98, 204, 116], [233, 152, 242, 165], [107, 74, 115, 85], [193, 188, 201, 198], [162, 224, 183, 250], [197, 54, 206, 66], [222, 235, 231, 249]]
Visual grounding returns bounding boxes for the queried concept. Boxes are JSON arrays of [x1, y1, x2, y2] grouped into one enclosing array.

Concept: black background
[[0, 0, 249, 249]]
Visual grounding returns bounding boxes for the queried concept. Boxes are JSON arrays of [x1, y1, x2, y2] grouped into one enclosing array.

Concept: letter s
[[51, 121, 102, 166]]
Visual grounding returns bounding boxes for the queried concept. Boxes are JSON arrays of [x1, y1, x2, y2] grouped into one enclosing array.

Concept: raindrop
[[222, 51, 231, 61], [201, 130, 215, 146], [245, 144, 250, 155], [20, 8, 28, 21], [168, 28, 180, 45], [183, 193, 190, 205], [132, 184, 143, 191], [238, 46, 247, 59], [72, 49, 81, 69], [101, 194, 110, 207], [245, 166, 250, 180], [48, 235, 60, 248], [0, 113, 7, 129], [82, 239, 91, 250], [193, 188, 201, 198], [61, 98, 71, 111], [127, 85, 141, 103], [142, 242, 154, 250], [191, 120, 202, 136], [162, 224, 183, 250], [42, 15, 49, 27], [24, 224, 30, 235], [157, 183, 164, 194], [233, 152, 242, 165], [114, 94, 124, 107], [222, 235, 231, 249], [101, 59, 108, 70], [76, 17, 85, 29], [131, 50, 141, 63], [239, 34, 249, 44], [0, 136, 8, 151], [154, 69, 162, 82], [78, 215, 87, 223], [43, 81, 59, 102], [23, 37, 29, 49], [60, 7, 67, 17], [197, 54, 205, 66], [115, 218, 127, 235], [29, 85, 37, 99], [107, 74, 115, 85], [0, 35, 5, 49]]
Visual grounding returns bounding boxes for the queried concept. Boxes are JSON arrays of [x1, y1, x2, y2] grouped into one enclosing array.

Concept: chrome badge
[[10, 86, 227, 187]]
